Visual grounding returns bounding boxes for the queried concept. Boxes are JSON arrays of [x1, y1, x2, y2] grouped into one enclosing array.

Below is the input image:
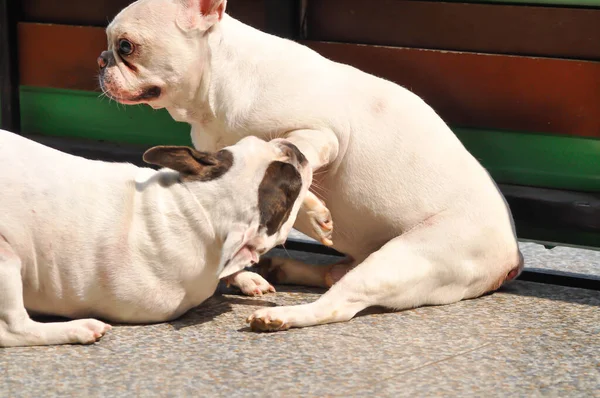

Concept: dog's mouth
[[100, 81, 162, 105]]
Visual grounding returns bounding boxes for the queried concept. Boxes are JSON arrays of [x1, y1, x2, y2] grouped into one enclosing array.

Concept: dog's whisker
[[310, 184, 329, 199], [310, 187, 325, 197], [312, 182, 331, 194], [280, 243, 292, 259]]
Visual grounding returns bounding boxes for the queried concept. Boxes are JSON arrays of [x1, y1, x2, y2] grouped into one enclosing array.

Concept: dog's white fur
[[0, 131, 311, 346], [100, 0, 523, 331]]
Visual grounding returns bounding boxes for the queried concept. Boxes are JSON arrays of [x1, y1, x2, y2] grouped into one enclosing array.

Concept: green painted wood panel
[[455, 128, 600, 192], [18, 86, 600, 192], [20, 87, 191, 146]]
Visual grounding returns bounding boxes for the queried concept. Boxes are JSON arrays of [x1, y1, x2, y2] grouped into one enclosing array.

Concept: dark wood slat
[[20, 0, 266, 30], [21, 0, 131, 26], [305, 0, 600, 61], [18, 24, 107, 92], [265, 0, 300, 39], [0, 0, 21, 132], [303, 41, 600, 138], [228, 0, 267, 31]]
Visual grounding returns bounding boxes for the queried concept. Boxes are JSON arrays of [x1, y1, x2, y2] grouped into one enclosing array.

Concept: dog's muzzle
[[97, 51, 111, 70]]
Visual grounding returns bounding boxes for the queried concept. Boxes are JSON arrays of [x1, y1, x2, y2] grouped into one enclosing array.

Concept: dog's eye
[[118, 39, 134, 56]]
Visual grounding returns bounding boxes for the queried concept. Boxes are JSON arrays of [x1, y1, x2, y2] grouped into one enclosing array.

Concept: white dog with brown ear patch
[[0, 131, 311, 347], [99, 0, 524, 332]]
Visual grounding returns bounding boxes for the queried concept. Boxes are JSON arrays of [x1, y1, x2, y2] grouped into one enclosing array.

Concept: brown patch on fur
[[280, 142, 308, 166], [258, 161, 303, 236], [143, 146, 233, 182]]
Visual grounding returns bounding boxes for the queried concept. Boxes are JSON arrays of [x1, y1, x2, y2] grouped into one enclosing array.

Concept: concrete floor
[[1, 245, 599, 397]]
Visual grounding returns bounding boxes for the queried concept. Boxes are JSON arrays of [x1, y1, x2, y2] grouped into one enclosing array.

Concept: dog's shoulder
[[134, 167, 180, 191]]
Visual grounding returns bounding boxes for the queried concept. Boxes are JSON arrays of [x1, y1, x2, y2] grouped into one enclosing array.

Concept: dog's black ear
[[143, 146, 233, 181], [258, 161, 303, 236]]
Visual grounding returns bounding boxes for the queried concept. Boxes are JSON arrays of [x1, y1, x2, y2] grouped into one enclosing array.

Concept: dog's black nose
[[97, 51, 109, 69]]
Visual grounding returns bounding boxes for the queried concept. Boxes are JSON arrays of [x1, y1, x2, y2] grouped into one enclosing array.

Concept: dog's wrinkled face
[[143, 136, 311, 279], [98, 0, 226, 108]]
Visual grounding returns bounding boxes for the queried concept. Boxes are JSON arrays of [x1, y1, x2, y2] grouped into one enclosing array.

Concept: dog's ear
[[143, 146, 233, 181], [217, 224, 260, 280], [176, 0, 227, 31]]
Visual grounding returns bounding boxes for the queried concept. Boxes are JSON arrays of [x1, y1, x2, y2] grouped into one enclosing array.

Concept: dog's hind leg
[[255, 255, 358, 289], [247, 226, 495, 332], [0, 237, 111, 347]]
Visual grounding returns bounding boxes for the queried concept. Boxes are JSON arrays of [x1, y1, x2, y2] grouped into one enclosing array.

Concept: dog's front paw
[[305, 195, 334, 246], [246, 307, 291, 332], [227, 270, 276, 297], [66, 319, 112, 345]]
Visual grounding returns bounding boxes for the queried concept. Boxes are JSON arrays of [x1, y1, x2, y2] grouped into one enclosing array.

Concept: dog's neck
[[130, 169, 235, 271], [164, 14, 267, 127]]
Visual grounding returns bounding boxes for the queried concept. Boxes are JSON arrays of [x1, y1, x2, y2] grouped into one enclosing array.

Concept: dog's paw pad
[[247, 316, 286, 332], [318, 217, 333, 231], [230, 271, 276, 297], [307, 201, 334, 246], [247, 310, 289, 332], [67, 319, 111, 344]]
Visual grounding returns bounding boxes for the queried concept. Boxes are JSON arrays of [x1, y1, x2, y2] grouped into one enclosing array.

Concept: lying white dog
[[99, 0, 524, 332], [0, 131, 311, 347]]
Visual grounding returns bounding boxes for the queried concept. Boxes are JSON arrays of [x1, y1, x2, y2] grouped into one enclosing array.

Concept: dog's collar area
[[180, 182, 216, 241]]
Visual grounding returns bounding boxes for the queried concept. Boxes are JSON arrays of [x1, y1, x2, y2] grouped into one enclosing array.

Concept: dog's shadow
[[168, 282, 287, 330], [172, 283, 330, 331], [29, 284, 394, 333], [228, 284, 394, 333], [168, 296, 273, 330]]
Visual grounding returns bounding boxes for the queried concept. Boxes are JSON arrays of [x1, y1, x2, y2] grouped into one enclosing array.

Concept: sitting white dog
[[99, 0, 524, 332], [0, 131, 311, 347]]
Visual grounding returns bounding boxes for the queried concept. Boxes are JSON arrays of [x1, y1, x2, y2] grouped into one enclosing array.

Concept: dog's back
[[0, 130, 139, 245], [0, 130, 143, 315]]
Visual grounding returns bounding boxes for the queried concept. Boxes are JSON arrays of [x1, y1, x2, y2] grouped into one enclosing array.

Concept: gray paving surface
[[520, 242, 600, 277], [1, 246, 599, 397]]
